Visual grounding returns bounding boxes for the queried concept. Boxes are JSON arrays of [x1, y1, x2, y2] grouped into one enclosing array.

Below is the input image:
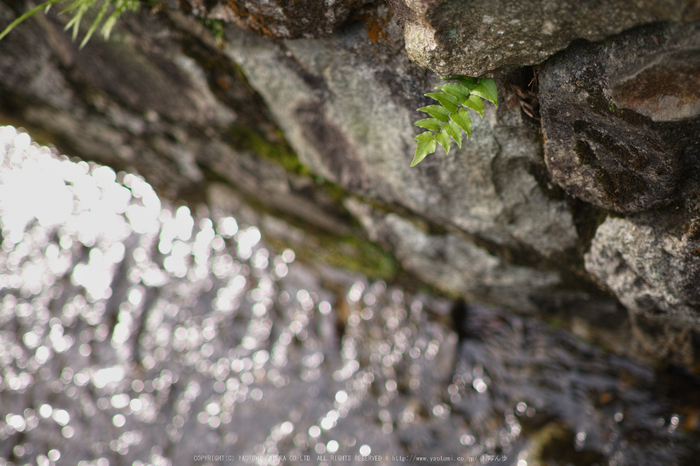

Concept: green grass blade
[[0, 0, 64, 41]]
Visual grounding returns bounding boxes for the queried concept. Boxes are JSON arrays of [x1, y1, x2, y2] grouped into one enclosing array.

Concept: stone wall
[[1, 0, 698, 368]]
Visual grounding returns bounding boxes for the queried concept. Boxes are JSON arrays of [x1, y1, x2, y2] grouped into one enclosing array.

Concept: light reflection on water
[[0, 127, 698, 466], [0, 127, 457, 465]]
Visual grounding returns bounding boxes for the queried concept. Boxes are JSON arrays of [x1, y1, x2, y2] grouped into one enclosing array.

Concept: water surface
[[0, 127, 698, 466]]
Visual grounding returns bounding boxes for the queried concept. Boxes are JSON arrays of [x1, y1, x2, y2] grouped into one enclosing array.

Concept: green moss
[[226, 125, 313, 177], [198, 18, 225, 45], [572, 120, 586, 133], [319, 178, 351, 203], [268, 233, 397, 280], [225, 124, 359, 213], [586, 87, 624, 117], [199, 155, 395, 280]]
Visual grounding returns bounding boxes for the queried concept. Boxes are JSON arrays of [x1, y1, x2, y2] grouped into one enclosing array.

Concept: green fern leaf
[[418, 105, 450, 123], [418, 105, 451, 122], [444, 120, 463, 148], [450, 109, 472, 137], [411, 75, 498, 166], [411, 132, 437, 167], [471, 78, 498, 107], [64, 3, 90, 41], [102, 0, 139, 40], [435, 129, 451, 155], [425, 92, 458, 113], [414, 118, 442, 131], [444, 75, 478, 90], [436, 83, 470, 102], [462, 93, 485, 117], [102, 12, 120, 40]]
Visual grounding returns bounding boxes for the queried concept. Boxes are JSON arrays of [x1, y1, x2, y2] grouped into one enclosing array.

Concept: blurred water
[[0, 127, 698, 466]]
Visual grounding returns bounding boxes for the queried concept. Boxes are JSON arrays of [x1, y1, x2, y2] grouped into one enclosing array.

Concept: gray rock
[[585, 215, 700, 366], [185, 0, 377, 39], [540, 22, 700, 214], [4, 0, 698, 367], [345, 199, 561, 313], [223, 19, 579, 258], [611, 48, 700, 122], [388, 0, 700, 77]]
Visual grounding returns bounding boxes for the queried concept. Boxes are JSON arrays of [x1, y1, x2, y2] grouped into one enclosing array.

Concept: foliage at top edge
[[0, 0, 140, 47]]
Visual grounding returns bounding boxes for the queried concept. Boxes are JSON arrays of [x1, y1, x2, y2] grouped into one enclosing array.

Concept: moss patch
[[225, 124, 312, 177], [267, 233, 397, 280]]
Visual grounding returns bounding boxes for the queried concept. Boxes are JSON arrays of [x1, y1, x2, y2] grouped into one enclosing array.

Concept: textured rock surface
[[611, 48, 700, 122], [585, 215, 700, 366], [389, 0, 700, 77], [185, 0, 377, 38], [540, 23, 700, 214], [344, 199, 561, 313], [222, 20, 579, 259], [0, 3, 389, 277], [2, 0, 700, 367]]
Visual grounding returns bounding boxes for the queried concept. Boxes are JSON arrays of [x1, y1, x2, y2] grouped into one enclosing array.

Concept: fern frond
[[411, 76, 498, 166]]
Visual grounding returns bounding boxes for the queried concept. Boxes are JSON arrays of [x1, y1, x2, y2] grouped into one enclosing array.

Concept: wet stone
[[540, 23, 700, 214]]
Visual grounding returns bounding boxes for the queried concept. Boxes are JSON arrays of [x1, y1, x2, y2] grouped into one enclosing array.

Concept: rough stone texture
[[3, 0, 700, 367], [0, 4, 381, 274], [585, 215, 700, 366], [222, 18, 579, 260], [611, 48, 700, 122], [540, 22, 700, 214], [185, 0, 378, 38], [346, 198, 579, 314], [389, 0, 700, 77]]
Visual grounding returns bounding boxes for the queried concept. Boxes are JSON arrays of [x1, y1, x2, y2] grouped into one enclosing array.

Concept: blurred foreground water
[[0, 126, 699, 466]]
